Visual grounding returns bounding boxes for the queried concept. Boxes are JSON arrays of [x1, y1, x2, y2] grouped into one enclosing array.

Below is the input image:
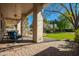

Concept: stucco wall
[[0, 17, 6, 41]]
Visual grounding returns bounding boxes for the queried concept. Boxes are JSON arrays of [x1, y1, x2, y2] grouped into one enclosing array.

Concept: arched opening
[[42, 3, 75, 42]]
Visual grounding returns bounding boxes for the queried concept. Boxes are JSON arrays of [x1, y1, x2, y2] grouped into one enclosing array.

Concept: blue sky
[[27, 4, 65, 25], [28, 15, 33, 25], [28, 3, 78, 25], [28, 14, 59, 25]]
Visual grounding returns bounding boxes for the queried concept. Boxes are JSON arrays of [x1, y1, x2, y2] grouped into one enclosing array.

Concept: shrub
[[45, 28, 51, 33], [75, 28, 79, 43]]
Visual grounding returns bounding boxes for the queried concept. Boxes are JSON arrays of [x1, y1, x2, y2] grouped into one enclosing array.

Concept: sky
[[28, 3, 78, 25], [28, 14, 59, 25], [27, 4, 65, 25], [28, 15, 33, 25]]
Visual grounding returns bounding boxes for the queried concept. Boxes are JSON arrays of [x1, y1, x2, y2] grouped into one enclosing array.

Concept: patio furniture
[[8, 30, 22, 42], [8, 31, 18, 42]]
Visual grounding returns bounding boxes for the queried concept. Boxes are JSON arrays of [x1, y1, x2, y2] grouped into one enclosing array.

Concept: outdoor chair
[[8, 31, 22, 41], [8, 31, 18, 42]]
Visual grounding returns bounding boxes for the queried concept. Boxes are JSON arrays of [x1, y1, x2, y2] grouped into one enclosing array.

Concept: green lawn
[[44, 32, 75, 41]]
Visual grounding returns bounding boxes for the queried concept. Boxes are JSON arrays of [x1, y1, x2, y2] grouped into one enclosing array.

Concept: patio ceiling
[[0, 3, 48, 27], [0, 3, 33, 20], [0, 3, 34, 27]]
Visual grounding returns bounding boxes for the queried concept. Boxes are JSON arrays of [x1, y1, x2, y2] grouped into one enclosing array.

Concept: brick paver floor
[[0, 39, 79, 56]]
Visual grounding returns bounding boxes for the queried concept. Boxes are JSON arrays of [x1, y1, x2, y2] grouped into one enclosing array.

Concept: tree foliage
[[42, 3, 79, 30], [57, 14, 74, 31]]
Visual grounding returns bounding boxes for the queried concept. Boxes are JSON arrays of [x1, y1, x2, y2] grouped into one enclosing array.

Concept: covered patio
[[0, 3, 79, 56], [0, 3, 46, 43]]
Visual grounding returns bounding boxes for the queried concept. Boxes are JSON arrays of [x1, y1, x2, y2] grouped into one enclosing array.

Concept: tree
[[42, 3, 79, 42], [43, 19, 50, 33], [49, 20, 57, 32], [42, 3, 79, 30], [57, 14, 74, 31]]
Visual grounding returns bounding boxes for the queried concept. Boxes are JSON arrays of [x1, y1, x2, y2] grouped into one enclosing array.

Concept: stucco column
[[33, 4, 43, 43], [0, 18, 2, 40], [0, 17, 5, 41], [17, 20, 21, 35], [21, 16, 28, 37]]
